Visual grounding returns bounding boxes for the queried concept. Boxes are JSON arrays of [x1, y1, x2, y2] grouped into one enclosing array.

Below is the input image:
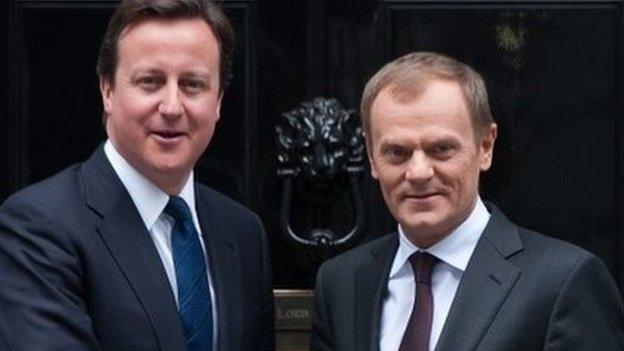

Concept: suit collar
[[80, 145, 125, 217], [354, 235, 398, 351], [394, 197, 490, 277], [350, 203, 523, 351], [434, 203, 523, 351], [80, 146, 187, 351], [480, 202, 523, 257], [103, 140, 168, 230], [103, 140, 202, 232], [195, 188, 239, 351], [84, 148, 242, 351]]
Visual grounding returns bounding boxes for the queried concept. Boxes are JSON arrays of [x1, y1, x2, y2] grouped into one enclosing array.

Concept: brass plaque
[[274, 289, 314, 351]]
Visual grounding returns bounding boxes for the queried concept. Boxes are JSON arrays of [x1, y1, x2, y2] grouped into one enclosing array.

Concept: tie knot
[[165, 196, 193, 222], [408, 252, 437, 285]]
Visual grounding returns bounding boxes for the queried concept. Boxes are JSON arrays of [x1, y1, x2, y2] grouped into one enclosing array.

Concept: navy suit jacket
[[0, 147, 275, 351], [311, 204, 624, 350]]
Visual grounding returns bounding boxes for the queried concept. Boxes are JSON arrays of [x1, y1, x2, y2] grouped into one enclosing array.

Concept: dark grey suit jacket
[[0, 147, 275, 351], [311, 204, 624, 350]]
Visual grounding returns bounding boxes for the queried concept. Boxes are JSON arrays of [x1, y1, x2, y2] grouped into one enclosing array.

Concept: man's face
[[368, 79, 496, 247], [100, 18, 222, 194]]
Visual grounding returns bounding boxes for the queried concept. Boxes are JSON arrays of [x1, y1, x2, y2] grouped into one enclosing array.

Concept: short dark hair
[[97, 0, 235, 92], [361, 52, 493, 141]]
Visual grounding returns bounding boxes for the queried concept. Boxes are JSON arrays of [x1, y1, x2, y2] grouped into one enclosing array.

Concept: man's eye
[[382, 146, 409, 162], [431, 144, 455, 158], [390, 148, 406, 157], [136, 77, 163, 91], [181, 79, 208, 93]]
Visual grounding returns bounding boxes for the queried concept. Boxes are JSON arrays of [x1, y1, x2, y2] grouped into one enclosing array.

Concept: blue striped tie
[[165, 196, 213, 351]]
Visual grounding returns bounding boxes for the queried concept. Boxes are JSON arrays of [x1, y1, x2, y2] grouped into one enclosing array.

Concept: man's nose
[[405, 152, 434, 182], [159, 83, 184, 117]]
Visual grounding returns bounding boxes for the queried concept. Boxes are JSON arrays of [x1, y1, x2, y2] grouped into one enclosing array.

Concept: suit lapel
[[195, 189, 241, 351], [354, 236, 398, 351], [435, 205, 523, 351], [81, 147, 186, 351]]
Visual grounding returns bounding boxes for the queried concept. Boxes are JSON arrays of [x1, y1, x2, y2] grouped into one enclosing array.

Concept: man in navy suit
[[311, 52, 624, 350], [0, 1, 274, 350]]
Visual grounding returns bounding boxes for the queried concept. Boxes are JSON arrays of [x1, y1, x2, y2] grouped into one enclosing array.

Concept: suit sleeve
[[0, 200, 101, 351], [310, 262, 334, 351], [544, 253, 624, 350]]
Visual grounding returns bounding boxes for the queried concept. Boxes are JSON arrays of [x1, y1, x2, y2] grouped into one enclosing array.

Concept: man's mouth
[[404, 192, 443, 200], [151, 130, 186, 144], [152, 131, 185, 139]]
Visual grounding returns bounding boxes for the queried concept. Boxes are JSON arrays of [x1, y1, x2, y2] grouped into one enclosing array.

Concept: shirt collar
[[390, 197, 490, 278], [104, 140, 196, 230]]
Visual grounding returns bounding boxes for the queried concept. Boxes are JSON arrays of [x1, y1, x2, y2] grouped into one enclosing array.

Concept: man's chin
[[136, 157, 192, 185], [399, 213, 450, 241], [145, 151, 191, 171], [401, 228, 449, 248], [402, 220, 441, 234], [401, 194, 445, 211]]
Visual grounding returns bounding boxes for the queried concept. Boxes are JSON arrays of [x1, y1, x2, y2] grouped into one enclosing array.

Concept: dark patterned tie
[[399, 252, 437, 351], [165, 196, 212, 351]]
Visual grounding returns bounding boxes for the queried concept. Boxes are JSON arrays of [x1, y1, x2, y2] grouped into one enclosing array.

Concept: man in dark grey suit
[[310, 52, 624, 350], [0, 1, 274, 350]]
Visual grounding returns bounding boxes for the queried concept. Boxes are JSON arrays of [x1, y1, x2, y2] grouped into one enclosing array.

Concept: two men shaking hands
[[0, 0, 622, 350]]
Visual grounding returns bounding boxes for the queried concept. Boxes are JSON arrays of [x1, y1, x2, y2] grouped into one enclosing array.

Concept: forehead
[[117, 17, 220, 63], [369, 80, 474, 143]]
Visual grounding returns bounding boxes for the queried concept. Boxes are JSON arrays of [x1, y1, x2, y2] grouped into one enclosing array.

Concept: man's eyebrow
[[180, 71, 212, 80], [129, 67, 165, 77], [428, 136, 459, 144], [377, 137, 400, 146], [377, 138, 411, 150]]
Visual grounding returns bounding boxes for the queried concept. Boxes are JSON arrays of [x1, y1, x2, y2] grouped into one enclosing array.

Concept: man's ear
[[99, 76, 113, 115], [479, 123, 497, 171], [215, 91, 224, 122]]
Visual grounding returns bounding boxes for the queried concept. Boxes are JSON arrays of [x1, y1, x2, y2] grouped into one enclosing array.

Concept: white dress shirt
[[104, 140, 217, 345], [380, 197, 490, 351]]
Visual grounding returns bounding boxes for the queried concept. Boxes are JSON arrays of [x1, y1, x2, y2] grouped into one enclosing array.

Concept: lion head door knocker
[[275, 97, 366, 258]]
